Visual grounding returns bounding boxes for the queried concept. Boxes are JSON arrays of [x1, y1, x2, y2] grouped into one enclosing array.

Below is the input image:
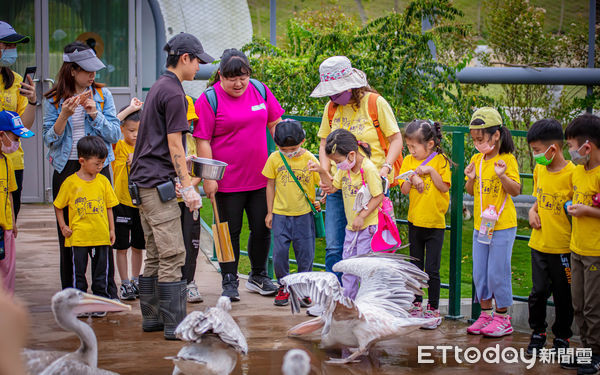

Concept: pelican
[[281, 253, 439, 364], [22, 288, 131, 375], [166, 296, 247, 375], [282, 349, 311, 375]]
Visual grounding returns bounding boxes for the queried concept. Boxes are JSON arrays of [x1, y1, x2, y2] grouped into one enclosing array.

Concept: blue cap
[[0, 111, 35, 138]]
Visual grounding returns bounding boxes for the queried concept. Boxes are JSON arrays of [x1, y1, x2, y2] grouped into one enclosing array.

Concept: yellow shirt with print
[[0, 156, 17, 230], [317, 93, 399, 177], [528, 162, 575, 254], [333, 157, 383, 230], [53, 173, 119, 247], [570, 164, 600, 256], [0, 72, 27, 170], [112, 139, 135, 207], [398, 153, 452, 229], [262, 150, 320, 216], [469, 153, 520, 231]]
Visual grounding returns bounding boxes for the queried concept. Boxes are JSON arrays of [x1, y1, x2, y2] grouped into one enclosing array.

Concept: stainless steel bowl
[[189, 157, 228, 180]]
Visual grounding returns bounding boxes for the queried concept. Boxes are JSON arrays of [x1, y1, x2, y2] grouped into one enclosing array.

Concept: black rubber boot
[[139, 275, 163, 332], [158, 280, 187, 340]]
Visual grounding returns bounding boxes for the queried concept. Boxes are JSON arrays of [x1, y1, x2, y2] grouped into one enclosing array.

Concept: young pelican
[[281, 253, 439, 364], [22, 288, 131, 375]]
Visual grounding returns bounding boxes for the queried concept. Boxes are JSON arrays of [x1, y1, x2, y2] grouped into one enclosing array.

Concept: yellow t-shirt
[[0, 156, 17, 230], [317, 93, 399, 176], [570, 164, 600, 256], [112, 139, 135, 207], [468, 153, 520, 231], [398, 153, 452, 229], [528, 162, 575, 254], [0, 72, 27, 170], [262, 150, 321, 216], [53, 173, 119, 247], [333, 158, 383, 230]]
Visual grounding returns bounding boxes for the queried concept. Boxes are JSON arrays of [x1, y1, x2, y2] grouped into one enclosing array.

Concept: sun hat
[[274, 119, 306, 147], [0, 110, 35, 138], [469, 107, 503, 129], [63, 48, 105, 72], [310, 56, 368, 98], [0, 21, 30, 43], [166, 33, 214, 63]]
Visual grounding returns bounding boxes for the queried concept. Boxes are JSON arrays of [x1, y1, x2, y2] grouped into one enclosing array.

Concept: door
[[5, 0, 139, 202]]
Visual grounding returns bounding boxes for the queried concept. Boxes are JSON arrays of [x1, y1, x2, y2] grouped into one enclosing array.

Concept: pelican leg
[[288, 317, 324, 336], [325, 347, 367, 364]]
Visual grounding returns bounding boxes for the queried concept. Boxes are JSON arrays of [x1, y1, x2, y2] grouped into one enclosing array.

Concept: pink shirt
[[193, 81, 284, 192]]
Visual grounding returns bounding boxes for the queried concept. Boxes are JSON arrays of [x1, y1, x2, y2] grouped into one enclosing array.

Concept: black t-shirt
[[130, 71, 188, 188]]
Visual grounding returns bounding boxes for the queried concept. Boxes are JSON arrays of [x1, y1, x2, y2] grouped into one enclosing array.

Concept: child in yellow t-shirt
[[54, 136, 119, 310], [112, 99, 144, 300], [564, 114, 600, 371], [262, 119, 320, 307], [464, 108, 521, 338], [0, 110, 34, 294], [525, 119, 575, 358], [309, 128, 384, 300], [398, 119, 452, 329]]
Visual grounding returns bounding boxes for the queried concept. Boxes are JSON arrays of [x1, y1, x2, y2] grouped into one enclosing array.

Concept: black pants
[[179, 202, 201, 284], [72, 245, 111, 298], [408, 222, 444, 310], [13, 169, 23, 220], [215, 188, 270, 276], [528, 249, 573, 339], [53, 160, 117, 298]]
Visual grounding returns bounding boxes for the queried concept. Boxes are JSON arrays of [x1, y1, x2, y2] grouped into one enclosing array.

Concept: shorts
[[113, 204, 145, 250]]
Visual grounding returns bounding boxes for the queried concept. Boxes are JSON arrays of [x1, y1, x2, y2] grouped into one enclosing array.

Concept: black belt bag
[[156, 180, 177, 202]]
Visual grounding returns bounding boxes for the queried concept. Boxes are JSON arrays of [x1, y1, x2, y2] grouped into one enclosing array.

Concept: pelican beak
[[73, 293, 132, 315]]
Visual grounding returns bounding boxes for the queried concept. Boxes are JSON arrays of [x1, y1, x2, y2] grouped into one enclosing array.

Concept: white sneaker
[[186, 281, 203, 303]]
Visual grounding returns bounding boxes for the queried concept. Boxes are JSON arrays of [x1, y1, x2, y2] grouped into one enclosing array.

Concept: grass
[[200, 197, 535, 299]]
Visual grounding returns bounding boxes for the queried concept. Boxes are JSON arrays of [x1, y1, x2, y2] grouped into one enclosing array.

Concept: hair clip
[[331, 144, 337, 154]]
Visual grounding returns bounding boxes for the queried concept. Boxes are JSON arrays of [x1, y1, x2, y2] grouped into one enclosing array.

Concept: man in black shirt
[[130, 32, 213, 340]]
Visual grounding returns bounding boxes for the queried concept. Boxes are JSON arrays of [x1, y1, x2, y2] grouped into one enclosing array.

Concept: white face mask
[[282, 148, 301, 158]]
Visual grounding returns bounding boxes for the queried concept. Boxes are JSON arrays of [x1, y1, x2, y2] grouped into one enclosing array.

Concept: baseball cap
[[63, 48, 105, 72], [274, 119, 306, 147], [0, 21, 30, 43], [469, 107, 503, 129], [0, 110, 35, 138], [165, 33, 214, 63]]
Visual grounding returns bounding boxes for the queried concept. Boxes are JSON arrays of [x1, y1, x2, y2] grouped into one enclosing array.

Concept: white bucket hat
[[310, 56, 368, 98]]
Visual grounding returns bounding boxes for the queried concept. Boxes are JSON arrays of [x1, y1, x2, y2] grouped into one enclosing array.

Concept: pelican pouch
[[156, 180, 177, 202]]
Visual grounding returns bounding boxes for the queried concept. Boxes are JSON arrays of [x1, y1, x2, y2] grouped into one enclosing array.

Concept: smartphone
[[23, 66, 36, 81]]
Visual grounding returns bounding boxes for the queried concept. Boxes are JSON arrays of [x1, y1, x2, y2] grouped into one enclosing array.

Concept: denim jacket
[[43, 87, 121, 173]]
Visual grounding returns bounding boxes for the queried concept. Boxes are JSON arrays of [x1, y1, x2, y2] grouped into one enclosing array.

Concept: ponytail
[[498, 126, 515, 154]]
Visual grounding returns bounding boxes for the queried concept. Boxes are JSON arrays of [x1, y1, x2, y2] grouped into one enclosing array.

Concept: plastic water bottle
[[477, 205, 498, 245]]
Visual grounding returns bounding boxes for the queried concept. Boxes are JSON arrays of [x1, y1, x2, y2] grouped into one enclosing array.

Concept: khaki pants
[[571, 252, 600, 353], [138, 187, 185, 282]]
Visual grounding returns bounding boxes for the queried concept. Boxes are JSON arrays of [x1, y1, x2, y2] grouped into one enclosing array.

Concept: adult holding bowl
[[310, 56, 403, 284], [194, 48, 284, 301], [43, 41, 121, 296]]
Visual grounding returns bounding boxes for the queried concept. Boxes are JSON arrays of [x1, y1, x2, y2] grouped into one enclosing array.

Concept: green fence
[[202, 115, 539, 321]]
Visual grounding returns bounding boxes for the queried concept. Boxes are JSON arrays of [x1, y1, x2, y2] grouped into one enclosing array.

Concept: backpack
[[327, 93, 403, 187], [52, 87, 105, 111], [204, 78, 266, 115]]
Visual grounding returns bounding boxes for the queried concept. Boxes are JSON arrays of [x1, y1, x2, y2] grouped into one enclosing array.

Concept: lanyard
[[420, 152, 438, 166], [347, 168, 366, 187], [478, 155, 508, 218]]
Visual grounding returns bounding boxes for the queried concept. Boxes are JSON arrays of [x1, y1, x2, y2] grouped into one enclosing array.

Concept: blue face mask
[[0, 48, 17, 67]]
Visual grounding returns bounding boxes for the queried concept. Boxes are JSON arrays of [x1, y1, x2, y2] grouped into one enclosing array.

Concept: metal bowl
[[189, 157, 228, 180]]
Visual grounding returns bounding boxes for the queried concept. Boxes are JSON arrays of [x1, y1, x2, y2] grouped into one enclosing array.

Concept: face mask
[[533, 145, 555, 166], [282, 148, 301, 158], [330, 91, 352, 106], [0, 48, 17, 67], [569, 141, 590, 165], [475, 142, 495, 155], [336, 154, 356, 171], [1, 136, 19, 154]]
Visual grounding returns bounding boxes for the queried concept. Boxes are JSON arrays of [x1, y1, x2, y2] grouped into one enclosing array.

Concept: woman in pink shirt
[[194, 49, 284, 301]]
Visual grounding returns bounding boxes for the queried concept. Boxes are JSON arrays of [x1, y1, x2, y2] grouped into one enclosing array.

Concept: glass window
[[4, 0, 36, 80]]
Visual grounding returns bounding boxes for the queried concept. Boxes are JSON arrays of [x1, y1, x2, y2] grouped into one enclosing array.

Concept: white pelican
[[22, 288, 131, 375], [282, 349, 311, 375], [281, 253, 438, 364], [167, 296, 247, 375]]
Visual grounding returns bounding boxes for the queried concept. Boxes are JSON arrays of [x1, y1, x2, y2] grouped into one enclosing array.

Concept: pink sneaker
[[481, 314, 513, 337], [409, 302, 423, 318], [421, 305, 442, 330], [466, 310, 493, 335]]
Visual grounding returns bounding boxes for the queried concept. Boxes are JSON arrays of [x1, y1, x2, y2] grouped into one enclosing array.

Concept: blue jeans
[[325, 190, 347, 282], [272, 213, 315, 283]]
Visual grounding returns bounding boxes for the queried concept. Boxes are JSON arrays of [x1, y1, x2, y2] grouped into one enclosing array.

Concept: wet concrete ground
[[15, 205, 575, 374]]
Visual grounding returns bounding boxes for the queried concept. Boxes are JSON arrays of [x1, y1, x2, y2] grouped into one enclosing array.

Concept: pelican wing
[[175, 310, 248, 354], [332, 253, 429, 317], [40, 358, 117, 375], [280, 272, 353, 316], [23, 349, 66, 375]]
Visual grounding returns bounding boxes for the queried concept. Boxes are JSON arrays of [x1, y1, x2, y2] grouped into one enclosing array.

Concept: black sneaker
[[131, 278, 139, 298], [90, 311, 107, 318], [526, 332, 546, 357], [578, 355, 600, 375], [222, 273, 240, 302], [554, 338, 574, 368], [120, 282, 136, 301], [245, 272, 277, 296]]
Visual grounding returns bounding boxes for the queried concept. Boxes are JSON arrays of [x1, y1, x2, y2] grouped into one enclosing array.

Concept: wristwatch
[[382, 162, 393, 173]]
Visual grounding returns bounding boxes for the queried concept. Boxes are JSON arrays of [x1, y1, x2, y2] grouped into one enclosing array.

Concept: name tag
[[251, 103, 266, 111]]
